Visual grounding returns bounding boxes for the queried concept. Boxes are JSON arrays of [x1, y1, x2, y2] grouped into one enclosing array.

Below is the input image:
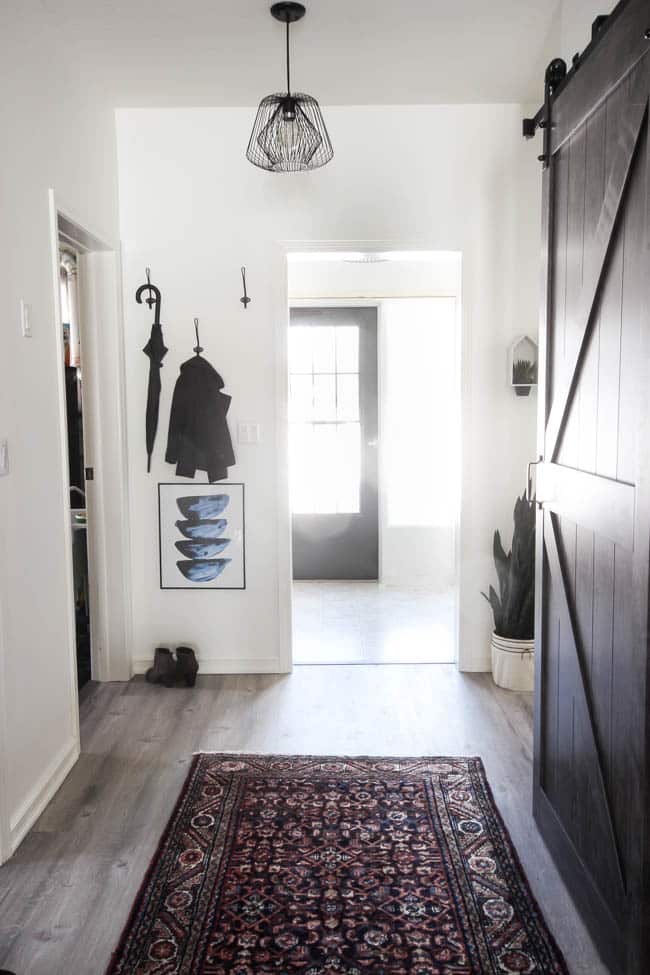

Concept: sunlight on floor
[[292, 581, 456, 665]]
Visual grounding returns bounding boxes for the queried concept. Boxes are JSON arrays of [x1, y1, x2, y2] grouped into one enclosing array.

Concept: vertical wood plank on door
[[610, 118, 648, 900], [555, 125, 585, 841], [549, 140, 569, 414], [595, 78, 628, 483], [617, 122, 647, 486], [578, 101, 607, 480], [559, 127, 586, 469], [556, 517, 577, 831], [590, 78, 638, 892], [574, 101, 606, 711], [543, 133, 570, 821], [585, 75, 630, 848], [591, 535, 615, 796], [541, 546, 560, 801]]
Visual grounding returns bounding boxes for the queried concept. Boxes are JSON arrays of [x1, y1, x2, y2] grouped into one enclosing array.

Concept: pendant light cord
[[286, 21, 291, 95]]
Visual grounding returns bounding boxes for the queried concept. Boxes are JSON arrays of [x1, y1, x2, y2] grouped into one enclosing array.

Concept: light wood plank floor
[[0, 667, 606, 975], [293, 582, 456, 664]]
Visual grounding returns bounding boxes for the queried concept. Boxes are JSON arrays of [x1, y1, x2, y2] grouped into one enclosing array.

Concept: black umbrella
[[136, 270, 168, 473]]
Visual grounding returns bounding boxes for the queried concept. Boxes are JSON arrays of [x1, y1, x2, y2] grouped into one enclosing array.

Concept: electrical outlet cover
[[20, 299, 32, 338], [0, 439, 9, 476]]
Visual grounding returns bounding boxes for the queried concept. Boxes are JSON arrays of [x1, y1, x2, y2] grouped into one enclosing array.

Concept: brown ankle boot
[[145, 647, 176, 687], [175, 646, 199, 687]]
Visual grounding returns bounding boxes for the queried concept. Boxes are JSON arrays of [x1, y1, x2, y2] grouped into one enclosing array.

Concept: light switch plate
[[0, 439, 9, 476], [237, 422, 261, 444], [20, 300, 32, 338]]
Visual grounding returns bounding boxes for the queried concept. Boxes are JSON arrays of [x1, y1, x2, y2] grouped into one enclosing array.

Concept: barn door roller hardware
[[523, 14, 617, 167], [522, 59, 567, 168]]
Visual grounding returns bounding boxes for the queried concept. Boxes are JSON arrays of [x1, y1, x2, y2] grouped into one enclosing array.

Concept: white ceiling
[[39, 0, 561, 106]]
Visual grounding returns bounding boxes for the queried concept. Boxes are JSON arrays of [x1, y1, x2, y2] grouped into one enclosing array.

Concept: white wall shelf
[[509, 334, 538, 397]]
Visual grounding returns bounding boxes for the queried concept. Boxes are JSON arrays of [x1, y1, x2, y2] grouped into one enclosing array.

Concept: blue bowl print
[[176, 559, 231, 582], [176, 519, 227, 539], [176, 495, 229, 521], [175, 539, 231, 559]]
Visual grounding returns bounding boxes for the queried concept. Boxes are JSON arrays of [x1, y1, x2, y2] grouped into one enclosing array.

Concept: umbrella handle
[[136, 267, 162, 325]]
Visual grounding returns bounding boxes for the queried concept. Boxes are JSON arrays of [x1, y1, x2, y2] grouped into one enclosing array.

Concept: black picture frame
[[158, 482, 246, 590]]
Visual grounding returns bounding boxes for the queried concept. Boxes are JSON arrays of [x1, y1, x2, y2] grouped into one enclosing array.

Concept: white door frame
[[48, 190, 132, 689], [0, 194, 131, 863], [0, 595, 10, 861], [272, 240, 464, 672]]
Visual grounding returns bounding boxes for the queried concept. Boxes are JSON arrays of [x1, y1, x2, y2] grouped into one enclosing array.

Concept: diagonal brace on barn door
[[544, 512, 626, 900], [545, 57, 650, 462]]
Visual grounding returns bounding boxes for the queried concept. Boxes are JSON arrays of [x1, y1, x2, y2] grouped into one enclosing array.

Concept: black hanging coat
[[165, 355, 235, 482]]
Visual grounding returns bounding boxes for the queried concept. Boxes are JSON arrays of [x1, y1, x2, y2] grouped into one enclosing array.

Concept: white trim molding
[[8, 737, 79, 857], [132, 657, 283, 676], [0, 592, 11, 863], [278, 240, 466, 669], [48, 190, 132, 683]]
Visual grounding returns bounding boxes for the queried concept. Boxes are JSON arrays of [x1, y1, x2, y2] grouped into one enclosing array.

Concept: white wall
[[380, 297, 459, 591], [289, 256, 462, 302], [0, 2, 121, 859], [117, 103, 539, 675], [526, 1, 617, 103], [559, 0, 616, 62], [289, 258, 461, 593]]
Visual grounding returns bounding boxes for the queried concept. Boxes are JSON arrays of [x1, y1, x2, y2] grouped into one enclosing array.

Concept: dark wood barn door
[[534, 3, 650, 973]]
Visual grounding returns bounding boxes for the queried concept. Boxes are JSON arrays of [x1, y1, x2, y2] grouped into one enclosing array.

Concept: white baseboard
[[8, 736, 79, 856], [132, 656, 285, 676], [458, 655, 491, 673]]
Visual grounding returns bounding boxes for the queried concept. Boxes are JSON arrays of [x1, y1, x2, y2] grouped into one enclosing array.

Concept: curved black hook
[[240, 266, 251, 309], [136, 267, 162, 325]]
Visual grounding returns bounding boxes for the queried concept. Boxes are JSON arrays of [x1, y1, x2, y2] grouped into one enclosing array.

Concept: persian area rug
[[106, 755, 567, 975]]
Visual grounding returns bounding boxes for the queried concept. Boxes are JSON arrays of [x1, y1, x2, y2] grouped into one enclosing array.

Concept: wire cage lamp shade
[[246, 3, 333, 172], [247, 92, 333, 172]]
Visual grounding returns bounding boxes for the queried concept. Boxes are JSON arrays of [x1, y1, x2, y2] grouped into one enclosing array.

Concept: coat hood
[[180, 354, 224, 390]]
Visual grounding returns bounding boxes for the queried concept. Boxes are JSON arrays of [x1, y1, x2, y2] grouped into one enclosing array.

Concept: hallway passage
[[292, 581, 456, 664]]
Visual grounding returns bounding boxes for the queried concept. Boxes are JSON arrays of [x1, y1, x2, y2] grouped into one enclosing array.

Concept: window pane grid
[[289, 324, 361, 513]]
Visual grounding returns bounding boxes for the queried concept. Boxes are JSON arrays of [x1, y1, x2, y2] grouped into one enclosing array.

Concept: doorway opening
[[287, 250, 461, 665], [50, 197, 132, 698], [59, 245, 91, 688]]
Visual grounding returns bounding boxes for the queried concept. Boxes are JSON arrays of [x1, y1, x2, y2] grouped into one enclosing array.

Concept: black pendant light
[[246, 2, 334, 172]]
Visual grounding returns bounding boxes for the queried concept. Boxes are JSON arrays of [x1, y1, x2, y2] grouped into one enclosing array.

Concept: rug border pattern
[[105, 754, 569, 975]]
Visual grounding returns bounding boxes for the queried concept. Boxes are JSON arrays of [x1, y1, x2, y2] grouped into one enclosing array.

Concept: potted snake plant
[[482, 493, 535, 691]]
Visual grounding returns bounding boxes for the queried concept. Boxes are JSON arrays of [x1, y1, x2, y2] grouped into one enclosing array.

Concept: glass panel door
[[289, 324, 361, 515], [290, 307, 378, 580]]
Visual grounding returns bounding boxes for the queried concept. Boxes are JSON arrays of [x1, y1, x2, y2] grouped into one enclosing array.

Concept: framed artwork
[[158, 483, 246, 590]]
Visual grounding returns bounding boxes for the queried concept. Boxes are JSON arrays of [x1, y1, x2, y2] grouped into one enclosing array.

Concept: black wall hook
[[240, 266, 251, 309], [193, 317, 204, 355], [136, 267, 162, 325]]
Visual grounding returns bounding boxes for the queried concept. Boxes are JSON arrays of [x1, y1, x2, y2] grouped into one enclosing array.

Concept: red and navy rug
[[106, 755, 567, 974]]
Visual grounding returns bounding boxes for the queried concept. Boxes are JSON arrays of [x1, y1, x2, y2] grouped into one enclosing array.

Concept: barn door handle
[[526, 458, 542, 504]]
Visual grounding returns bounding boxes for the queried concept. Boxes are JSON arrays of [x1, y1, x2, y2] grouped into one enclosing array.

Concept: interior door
[[289, 307, 378, 580], [534, 5, 650, 972]]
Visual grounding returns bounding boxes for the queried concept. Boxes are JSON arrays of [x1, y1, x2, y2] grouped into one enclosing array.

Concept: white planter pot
[[491, 632, 534, 692]]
